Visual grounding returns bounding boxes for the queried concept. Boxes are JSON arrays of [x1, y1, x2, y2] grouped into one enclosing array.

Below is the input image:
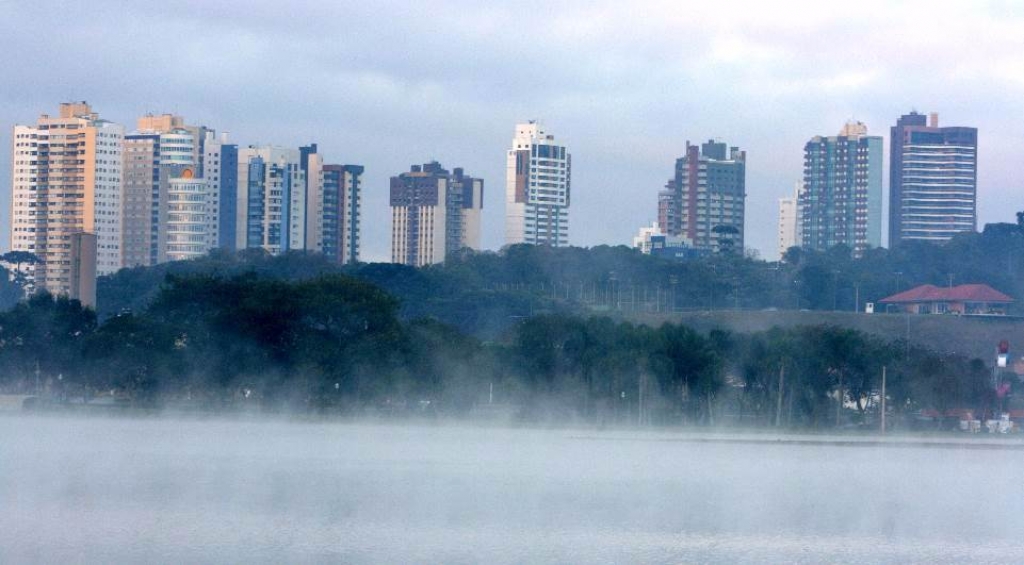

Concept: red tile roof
[[879, 284, 1013, 304]]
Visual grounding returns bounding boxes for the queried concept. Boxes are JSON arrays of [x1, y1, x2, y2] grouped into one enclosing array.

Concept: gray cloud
[[2, 0, 1024, 262]]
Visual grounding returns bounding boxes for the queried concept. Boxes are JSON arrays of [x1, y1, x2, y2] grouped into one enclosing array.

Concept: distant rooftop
[[879, 284, 1013, 304]]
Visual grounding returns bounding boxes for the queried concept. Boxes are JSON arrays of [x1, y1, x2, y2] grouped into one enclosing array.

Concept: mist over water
[[2, 415, 1023, 564]]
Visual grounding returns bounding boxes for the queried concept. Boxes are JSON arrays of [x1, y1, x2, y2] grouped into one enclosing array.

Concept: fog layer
[[2, 416, 1021, 563]]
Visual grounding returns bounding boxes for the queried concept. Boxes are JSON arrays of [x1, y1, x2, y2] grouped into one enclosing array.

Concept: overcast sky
[[3, 0, 1024, 262]]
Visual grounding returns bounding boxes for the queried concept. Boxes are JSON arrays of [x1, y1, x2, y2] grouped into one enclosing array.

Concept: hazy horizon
[[3, 0, 1024, 261]]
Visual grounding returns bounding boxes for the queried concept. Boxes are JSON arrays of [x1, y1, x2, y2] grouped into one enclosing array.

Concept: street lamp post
[[668, 275, 678, 313], [832, 270, 840, 311], [709, 265, 717, 312]]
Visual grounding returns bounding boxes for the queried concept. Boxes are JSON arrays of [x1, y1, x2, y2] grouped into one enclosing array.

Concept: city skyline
[[3, 1, 1024, 262]]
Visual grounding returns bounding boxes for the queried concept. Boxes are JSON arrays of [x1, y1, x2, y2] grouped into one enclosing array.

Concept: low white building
[[632, 222, 693, 254]]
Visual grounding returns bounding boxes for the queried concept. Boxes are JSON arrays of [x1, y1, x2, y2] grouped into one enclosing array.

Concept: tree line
[[82, 219, 1024, 344], [0, 273, 1003, 428]]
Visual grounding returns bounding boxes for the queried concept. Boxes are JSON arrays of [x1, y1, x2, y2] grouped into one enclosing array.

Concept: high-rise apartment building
[[319, 164, 364, 263], [10, 102, 123, 306], [122, 132, 161, 267], [660, 140, 746, 253], [237, 145, 305, 255], [234, 144, 364, 261], [202, 131, 238, 251], [164, 167, 215, 262], [391, 162, 483, 267], [122, 113, 213, 266], [136, 113, 209, 171], [445, 167, 483, 257], [777, 182, 800, 259], [505, 122, 570, 247], [889, 111, 978, 246], [799, 121, 882, 257], [300, 144, 365, 264]]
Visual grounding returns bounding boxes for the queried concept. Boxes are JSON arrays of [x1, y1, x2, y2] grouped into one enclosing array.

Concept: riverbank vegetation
[[0, 268, 1008, 429]]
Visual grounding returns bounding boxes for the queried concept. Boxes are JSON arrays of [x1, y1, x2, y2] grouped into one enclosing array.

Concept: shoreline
[[5, 408, 1024, 449], [569, 431, 1024, 450]]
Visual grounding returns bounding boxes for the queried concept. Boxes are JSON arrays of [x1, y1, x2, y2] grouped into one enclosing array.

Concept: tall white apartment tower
[[777, 182, 800, 259], [505, 122, 571, 246], [11, 102, 123, 306]]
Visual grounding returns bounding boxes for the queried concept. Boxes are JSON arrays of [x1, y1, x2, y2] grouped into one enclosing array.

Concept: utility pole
[[835, 372, 843, 428], [776, 364, 785, 427], [880, 366, 887, 435], [638, 372, 645, 426], [832, 270, 840, 311], [905, 314, 911, 360]]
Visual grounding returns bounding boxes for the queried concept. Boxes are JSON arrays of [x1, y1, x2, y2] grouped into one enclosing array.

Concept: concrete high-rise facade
[[800, 121, 882, 257], [889, 111, 978, 246], [505, 122, 570, 247], [122, 132, 161, 266], [301, 143, 364, 264], [445, 167, 483, 257], [391, 162, 483, 267], [660, 140, 746, 253], [136, 113, 209, 171], [319, 164, 364, 263], [234, 144, 363, 262], [10, 102, 123, 306], [164, 166, 215, 262], [237, 145, 305, 255], [202, 131, 238, 251], [122, 113, 212, 266]]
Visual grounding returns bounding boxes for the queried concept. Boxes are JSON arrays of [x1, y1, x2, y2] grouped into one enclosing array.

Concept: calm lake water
[[2, 415, 1023, 563]]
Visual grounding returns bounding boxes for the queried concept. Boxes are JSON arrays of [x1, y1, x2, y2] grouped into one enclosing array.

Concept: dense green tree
[[0, 245, 1007, 427], [0, 292, 96, 393]]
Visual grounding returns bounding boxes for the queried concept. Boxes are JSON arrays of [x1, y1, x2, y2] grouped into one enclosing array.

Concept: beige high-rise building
[[298, 144, 365, 264], [391, 162, 483, 267], [122, 114, 208, 267], [11, 102, 123, 306]]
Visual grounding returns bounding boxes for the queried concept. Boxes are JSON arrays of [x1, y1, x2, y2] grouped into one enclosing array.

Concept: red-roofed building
[[878, 284, 1013, 315]]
